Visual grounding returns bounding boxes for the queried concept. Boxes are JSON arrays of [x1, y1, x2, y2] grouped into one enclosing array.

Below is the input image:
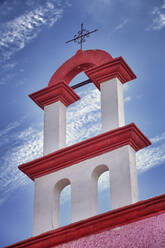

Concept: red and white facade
[[6, 49, 165, 248]]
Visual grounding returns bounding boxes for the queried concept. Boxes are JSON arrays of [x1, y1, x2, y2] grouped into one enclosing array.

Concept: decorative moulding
[[6, 194, 165, 248], [29, 81, 80, 109], [19, 123, 151, 181], [85, 56, 136, 89]]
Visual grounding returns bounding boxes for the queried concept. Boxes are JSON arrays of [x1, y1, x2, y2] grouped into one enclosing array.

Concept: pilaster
[[100, 78, 125, 131], [44, 101, 66, 155]]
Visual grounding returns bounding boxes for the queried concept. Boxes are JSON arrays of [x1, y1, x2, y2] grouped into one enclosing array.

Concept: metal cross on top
[[66, 23, 98, 50]]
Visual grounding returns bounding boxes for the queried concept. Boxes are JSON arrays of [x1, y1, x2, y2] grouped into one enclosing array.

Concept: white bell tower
[[19, 49, 151, 236]]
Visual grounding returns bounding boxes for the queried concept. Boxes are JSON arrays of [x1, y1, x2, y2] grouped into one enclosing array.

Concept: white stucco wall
[[33, 145, 138, 236], [33, 76, 138, 237]]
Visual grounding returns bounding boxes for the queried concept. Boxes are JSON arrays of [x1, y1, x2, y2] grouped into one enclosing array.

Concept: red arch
[[48, 49, 113, 86]]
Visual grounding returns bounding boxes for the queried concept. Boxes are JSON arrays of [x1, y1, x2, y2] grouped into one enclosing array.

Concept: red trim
[[19, 123, 151, 180], [85, 56, 136, 89], [6, 194, 165, 248], [29, 81, 80, 109], [49, 49, 113, 86]]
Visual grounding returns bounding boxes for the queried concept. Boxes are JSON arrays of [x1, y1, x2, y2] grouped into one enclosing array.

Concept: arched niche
[[91, 165, 110, 214], [60, 184, 71, 226], [52, 178, 71, 228], [98, 170, 111, 213]]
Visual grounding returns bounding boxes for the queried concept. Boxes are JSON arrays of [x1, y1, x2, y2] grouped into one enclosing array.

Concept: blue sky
[[0, 0, 165, 246]]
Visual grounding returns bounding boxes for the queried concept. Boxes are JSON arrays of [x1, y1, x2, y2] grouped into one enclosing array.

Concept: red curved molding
[[85, 56, 136, 89], [29, 81, 80, 109], [19, 123, 151, 180], [6, 194, 165, 248], [48, 49, 113, 86]]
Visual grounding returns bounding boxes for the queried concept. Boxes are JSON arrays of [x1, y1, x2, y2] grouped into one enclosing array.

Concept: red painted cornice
[[29, 81, 80, 109], [6, 194, 165, 248], [85, 56, 136, 89], [19, 123, 151, 181]]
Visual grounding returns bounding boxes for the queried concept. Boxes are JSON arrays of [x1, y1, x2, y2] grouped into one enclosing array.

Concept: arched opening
[[60, 184, 71, 226], [92, 165, 110, 214], [53, 178, 71, 228], [66, 71, 101, 146], [98, 171, 110, 214], [48, 49, 113, 86]]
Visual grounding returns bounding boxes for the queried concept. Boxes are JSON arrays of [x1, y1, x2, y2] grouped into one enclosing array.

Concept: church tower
[[18, 48, 151, 236]]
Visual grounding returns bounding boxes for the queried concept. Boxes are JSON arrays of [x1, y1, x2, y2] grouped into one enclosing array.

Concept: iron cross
[[66, 23, 98, 50]]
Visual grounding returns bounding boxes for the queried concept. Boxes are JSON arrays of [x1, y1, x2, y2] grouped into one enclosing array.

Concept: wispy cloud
[[0, 124, 43, 205], [67, 85, 101, 145], [114, 19, 129, 31], [148, 2, 165, 30], [137, 132, 165, 172], [0, 84, 165, 205], [150, 132, 165, 143], [98, 171, 110, 191], [0, 0, 70, 85], [0, 120, 22, 137], [0, 0, 65, 62], [124, 96, 131, 103]]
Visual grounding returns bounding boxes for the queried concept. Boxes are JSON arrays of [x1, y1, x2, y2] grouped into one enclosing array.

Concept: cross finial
[[66, 23, 98, 50]]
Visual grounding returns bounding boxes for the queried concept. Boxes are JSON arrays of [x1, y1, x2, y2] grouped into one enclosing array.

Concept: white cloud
[[114, 19, 129, 31], [98, 171, 110, 191], [148, 3, 165, 30], [0, 0, 71, 85], [0, 125, 43, 205], [124, 83, 131, 92], [0, 121, 21, 137], [137, 143, 165, 172], [67, 85, 101, 145], [150, 132, 165, 143], [0, 72, 15, 85], [0, 2, 63, 62], [137, 132, 165, 172], [124, 96, 131, 103]]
